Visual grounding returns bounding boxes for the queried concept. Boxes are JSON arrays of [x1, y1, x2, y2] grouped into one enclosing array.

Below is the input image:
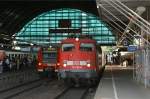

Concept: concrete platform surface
[[94, 66, 150, 99]]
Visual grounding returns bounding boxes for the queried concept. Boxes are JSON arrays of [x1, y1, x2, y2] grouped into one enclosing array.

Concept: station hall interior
[[0, 0, 150, 99]]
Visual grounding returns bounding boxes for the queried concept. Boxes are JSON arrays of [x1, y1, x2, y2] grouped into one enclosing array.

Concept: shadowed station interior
[[0, 0, 150, 99]]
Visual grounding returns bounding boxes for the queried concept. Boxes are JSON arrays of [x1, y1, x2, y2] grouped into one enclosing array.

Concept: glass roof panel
[[15, 8, 116, 45]]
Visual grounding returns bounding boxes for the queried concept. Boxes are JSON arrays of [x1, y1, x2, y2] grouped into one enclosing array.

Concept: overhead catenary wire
[[102, 13, 138, 45], [97, 5, 137, 46], [105, 0, 150, 34], [113, 0, 150, 28], [98, 9, 134, 44], [98, 4, 150, 45], [97, 1, 150, 46], [103, 0, 150, 45]]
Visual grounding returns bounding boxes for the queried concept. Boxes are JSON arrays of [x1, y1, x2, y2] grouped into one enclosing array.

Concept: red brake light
[[57, 63, 60, 66]]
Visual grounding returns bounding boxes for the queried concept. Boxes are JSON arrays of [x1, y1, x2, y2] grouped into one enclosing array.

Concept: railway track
[[54, 86, 94, 99], [0, 78, 98, 99], [0, 79, 41, 93], [0, 79, 54, 99]]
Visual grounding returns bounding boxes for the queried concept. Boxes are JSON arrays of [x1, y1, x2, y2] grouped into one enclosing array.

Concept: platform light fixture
[[97, 5, 99, 8], [49, 45, 52, 48], [13, 46, 21, 50], [133, 35, 142, 45], [125, 29, 130, 33], [3, 38, 10, 40], [1, 34, 9, 37], [30, 43, 34, 46], [13, 41, 17, 45], [0, 44, 4, 48]]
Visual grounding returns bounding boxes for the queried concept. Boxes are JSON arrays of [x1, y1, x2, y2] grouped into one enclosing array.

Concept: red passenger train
[[57, 38, 102, 85], [37, 47, 57, 78]]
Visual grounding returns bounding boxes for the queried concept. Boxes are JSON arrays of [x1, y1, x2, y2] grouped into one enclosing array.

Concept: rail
[[54, 87, 91, 99], [0, 69, 40, 91]]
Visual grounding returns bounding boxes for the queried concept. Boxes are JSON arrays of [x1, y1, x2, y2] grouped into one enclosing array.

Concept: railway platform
[[94, 65, 150, 99]]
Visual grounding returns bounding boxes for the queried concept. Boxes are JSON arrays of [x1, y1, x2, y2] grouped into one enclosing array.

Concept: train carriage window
[[43, 52, 51, 59], [80, 43, 94, 52], [42, 52, 57, 59], [62, 44, 75, 52]]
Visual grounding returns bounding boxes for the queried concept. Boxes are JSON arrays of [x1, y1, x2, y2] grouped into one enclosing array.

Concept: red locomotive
[[57, 38, 102, 85], [37, 47, 57, 78]]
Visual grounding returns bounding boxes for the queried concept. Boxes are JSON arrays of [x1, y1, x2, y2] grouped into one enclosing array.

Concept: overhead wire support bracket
[[96, 0, 150, 48]]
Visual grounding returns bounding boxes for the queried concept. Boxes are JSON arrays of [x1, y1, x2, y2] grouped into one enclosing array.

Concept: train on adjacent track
[[36, 47, 57, 78], [57, 37, 103, 86], [0, 50, 31, 60], [0, 49, 36, 72]]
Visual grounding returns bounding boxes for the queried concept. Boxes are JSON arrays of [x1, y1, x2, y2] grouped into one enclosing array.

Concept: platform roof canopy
[[14, 8, 115, 46], [0, 0, 150, 46]]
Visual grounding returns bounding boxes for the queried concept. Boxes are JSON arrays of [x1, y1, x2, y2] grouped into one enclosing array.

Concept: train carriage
[[36, 47, 57, 78]]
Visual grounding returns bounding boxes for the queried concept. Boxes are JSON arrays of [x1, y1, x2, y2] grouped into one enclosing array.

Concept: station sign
[[127, 45, 137, 52], [49, 28, 81, 33]]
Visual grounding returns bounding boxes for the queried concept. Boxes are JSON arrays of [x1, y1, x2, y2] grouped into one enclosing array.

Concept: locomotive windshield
[[42, 52, 57, 63], [62, 44, 75, 52], [80, 43, 94, 52]]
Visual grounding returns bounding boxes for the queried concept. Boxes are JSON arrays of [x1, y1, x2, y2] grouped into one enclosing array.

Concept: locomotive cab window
[[42, 52, 57, 63], [42, 52, 51, 59], [80, 43, 94, 52], [62, 44, 75, 52]]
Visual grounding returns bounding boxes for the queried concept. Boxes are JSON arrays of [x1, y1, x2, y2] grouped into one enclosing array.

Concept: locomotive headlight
[[38, 62, 42, 66], [63, 63, 67, 67], [87, 63, 91, 67], [57, 63, 60, 66], [75, 38, 79, 41]]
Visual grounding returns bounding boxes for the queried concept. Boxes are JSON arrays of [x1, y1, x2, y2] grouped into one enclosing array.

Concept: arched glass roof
[[14, 8, 116, 45]]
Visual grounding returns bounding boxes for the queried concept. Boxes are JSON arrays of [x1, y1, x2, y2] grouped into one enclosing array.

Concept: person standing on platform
[[16, 56, 20, 70], [0, 60, 3, 73], [0, 50, 5, 73], [5, 56, 10, 72], [3, 56, 10, 72]]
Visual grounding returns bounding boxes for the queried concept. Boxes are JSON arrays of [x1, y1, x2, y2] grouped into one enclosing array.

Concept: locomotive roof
[[61, 38, 96, 43]]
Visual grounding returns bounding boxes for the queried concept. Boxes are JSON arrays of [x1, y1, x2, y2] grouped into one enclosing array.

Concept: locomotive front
[[58, 38, 100, 84]]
